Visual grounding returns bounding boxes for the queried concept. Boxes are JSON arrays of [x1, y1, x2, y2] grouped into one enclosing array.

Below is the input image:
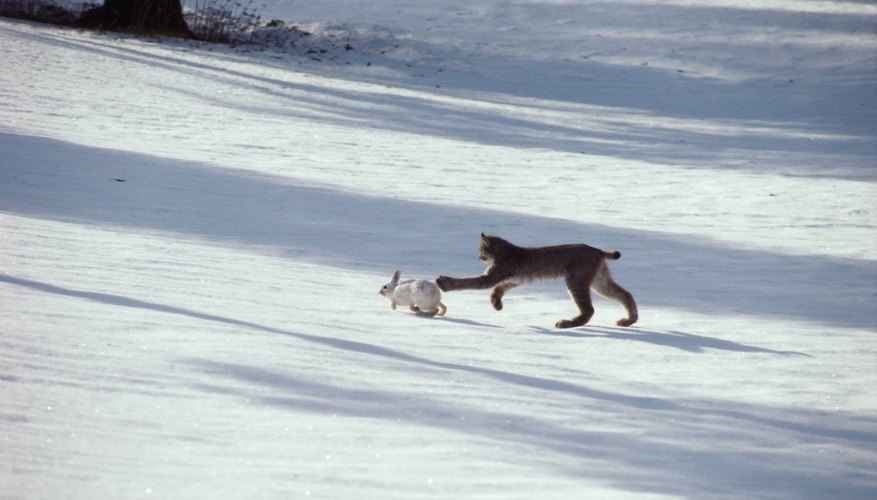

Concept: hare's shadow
[[394, 308, 501, 328], [437, 316, 502, 329]]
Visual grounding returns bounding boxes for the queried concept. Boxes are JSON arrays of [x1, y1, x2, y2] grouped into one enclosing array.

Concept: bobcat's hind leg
[[556, 272, 595, 329], [591, 261, 638, 327]]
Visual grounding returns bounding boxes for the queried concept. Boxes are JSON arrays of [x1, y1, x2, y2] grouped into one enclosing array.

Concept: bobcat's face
[[479, 236, 496, 263]]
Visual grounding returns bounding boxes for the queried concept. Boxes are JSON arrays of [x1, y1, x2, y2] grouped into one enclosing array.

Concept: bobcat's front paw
[[436, 276, 454, 291], [490, 292, 504, 311]]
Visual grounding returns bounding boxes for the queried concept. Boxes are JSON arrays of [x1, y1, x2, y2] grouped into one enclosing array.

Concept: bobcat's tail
[[603, 250, 621, 260]]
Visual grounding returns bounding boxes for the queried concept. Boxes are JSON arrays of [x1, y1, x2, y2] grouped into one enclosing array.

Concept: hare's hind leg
[[416, 307, 440, 317], [436, 302, 447, 316]]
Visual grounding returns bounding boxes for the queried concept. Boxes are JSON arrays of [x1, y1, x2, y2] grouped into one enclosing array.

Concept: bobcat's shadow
[[530, 325, 810, 356]]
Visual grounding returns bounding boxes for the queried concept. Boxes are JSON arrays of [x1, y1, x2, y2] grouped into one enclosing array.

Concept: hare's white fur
[[379, 270, 447, 317]]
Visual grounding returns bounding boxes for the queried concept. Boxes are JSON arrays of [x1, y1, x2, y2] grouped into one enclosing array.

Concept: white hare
[[379, 270, 447, 317]]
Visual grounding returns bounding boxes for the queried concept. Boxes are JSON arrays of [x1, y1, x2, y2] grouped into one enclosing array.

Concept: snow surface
[[2, 1, 876, 498]]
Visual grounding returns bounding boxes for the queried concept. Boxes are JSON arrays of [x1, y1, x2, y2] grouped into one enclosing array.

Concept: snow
[[1, 1, 876, 498]]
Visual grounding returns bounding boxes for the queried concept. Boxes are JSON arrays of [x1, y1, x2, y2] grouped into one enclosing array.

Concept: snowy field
[[2, 0, 876, 498]]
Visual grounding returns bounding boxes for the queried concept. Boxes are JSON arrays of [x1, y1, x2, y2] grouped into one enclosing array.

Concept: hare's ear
[[391, 270, 401, 283]]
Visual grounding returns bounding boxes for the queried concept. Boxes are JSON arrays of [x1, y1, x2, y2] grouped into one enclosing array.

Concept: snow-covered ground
[[2, 1, 876, 498]]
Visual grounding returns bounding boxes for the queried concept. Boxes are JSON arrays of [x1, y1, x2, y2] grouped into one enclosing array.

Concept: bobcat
[[436, 234, 638, 328]]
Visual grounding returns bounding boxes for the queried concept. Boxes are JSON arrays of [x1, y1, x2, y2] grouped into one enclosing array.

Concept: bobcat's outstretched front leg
[[437, 273, 504, 292]]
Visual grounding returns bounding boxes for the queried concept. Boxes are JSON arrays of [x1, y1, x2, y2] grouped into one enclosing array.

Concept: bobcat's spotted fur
[[436, 234, 638, 328]]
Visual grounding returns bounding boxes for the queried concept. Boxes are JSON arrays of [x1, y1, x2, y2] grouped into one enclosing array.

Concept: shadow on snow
[[1, 272, 876, 498], [4, 18, 875, 180], [532, 325, 812, 356], [2, 133, 875, 329]]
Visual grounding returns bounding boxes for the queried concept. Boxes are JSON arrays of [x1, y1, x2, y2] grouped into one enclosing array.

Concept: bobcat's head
[[479, 233, 512, 263]]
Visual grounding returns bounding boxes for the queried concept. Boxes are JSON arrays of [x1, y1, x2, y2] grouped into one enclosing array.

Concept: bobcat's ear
[[481, 232, 488, 240]]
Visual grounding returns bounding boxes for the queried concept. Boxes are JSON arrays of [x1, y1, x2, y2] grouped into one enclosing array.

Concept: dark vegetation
[[0, 0, 267, 43]]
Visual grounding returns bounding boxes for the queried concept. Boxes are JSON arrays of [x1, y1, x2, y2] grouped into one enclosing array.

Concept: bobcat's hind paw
[[556, 318, 586, 329], [616, 317, 637, 327]]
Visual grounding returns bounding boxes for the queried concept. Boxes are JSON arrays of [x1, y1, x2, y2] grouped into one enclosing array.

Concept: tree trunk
[[79, 0, 190, 37]]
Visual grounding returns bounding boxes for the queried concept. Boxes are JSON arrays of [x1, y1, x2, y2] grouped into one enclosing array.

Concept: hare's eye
[[382, 285, 387, 289]]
